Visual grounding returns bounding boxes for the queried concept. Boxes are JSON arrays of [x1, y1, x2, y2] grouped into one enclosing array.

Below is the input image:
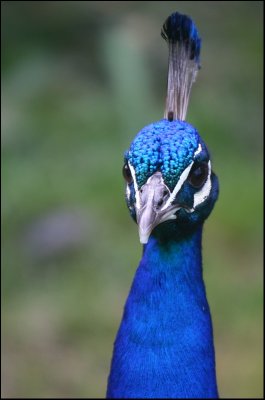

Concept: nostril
[[157, 199, 163, 207]]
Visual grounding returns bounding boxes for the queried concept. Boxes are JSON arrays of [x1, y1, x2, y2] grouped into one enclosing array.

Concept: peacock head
[[122, 11, 219, 243], [123, 119, 219, 244]]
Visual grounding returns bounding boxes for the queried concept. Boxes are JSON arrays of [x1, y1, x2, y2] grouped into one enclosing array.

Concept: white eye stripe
[[193, 160, 212, 208], [126, 184, 131, 201], [161, 142, 203, 210], [161, 161, 194, 211], [128, 162, 141, 209], [194, 143, 202, 156]]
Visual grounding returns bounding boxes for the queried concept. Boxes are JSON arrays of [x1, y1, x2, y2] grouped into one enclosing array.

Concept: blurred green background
[[1, 1, 263, 398]]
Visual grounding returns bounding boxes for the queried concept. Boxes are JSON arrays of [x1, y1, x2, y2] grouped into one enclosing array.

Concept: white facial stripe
[[194, 143, 202, 156], [128, 162, 141, 209], [193, 160, 212, 208], [161, 161, 194, 211], [126, 184, 131, 201]]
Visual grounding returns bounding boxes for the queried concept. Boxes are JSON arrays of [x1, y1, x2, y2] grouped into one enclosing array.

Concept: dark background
[[1, 1, 263, 398]]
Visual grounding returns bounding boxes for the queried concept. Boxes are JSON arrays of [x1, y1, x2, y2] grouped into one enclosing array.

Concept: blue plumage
[[107, 231, 218, 398], [107, 11, 219, 399]]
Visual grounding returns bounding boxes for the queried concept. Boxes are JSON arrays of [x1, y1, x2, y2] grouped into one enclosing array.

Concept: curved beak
[[136, 172, 180, 244]]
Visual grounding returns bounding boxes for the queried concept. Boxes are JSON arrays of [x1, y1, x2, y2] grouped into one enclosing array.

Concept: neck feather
[[107, 227, 218, 399]]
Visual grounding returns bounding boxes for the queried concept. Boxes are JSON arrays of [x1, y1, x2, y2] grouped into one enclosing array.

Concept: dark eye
[[122, 163, 133, 184], [188, 162, 209, 188]]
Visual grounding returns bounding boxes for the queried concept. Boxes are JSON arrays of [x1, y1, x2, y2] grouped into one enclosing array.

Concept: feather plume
[[161, 12, 201, 121]]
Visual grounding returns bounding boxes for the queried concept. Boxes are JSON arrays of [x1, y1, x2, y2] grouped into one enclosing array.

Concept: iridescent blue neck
[[107, 227, 218, 398]]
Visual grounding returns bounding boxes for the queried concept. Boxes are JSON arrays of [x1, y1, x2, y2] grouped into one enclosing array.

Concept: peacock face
[[123, 119, 219, 243]]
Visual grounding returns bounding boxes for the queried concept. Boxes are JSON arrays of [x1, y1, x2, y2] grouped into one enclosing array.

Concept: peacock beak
[[137, 188, 160, 245], [136, 172, 179, 244]]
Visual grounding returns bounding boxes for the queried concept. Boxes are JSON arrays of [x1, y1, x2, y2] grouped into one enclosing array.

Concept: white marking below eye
[[128, 162, 141, 209], [193, 160, 212, 208], [161, 161, 194, 211], [126, 184, 131, 202], [194, 143, 202, 156]]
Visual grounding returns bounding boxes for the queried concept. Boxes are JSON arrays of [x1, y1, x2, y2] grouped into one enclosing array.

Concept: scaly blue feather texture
[[126, 119, 200, 190]]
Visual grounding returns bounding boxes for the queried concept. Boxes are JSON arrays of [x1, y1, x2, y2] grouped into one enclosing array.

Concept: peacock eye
[[122, 163, 133, 184], [188, 162, 209, 189]]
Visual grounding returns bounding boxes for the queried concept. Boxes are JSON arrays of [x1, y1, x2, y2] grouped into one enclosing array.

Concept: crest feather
[[161, 12, 201, 121]]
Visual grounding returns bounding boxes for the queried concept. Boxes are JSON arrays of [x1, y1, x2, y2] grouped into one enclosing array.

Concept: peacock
[[106, 11, 219, 399]]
